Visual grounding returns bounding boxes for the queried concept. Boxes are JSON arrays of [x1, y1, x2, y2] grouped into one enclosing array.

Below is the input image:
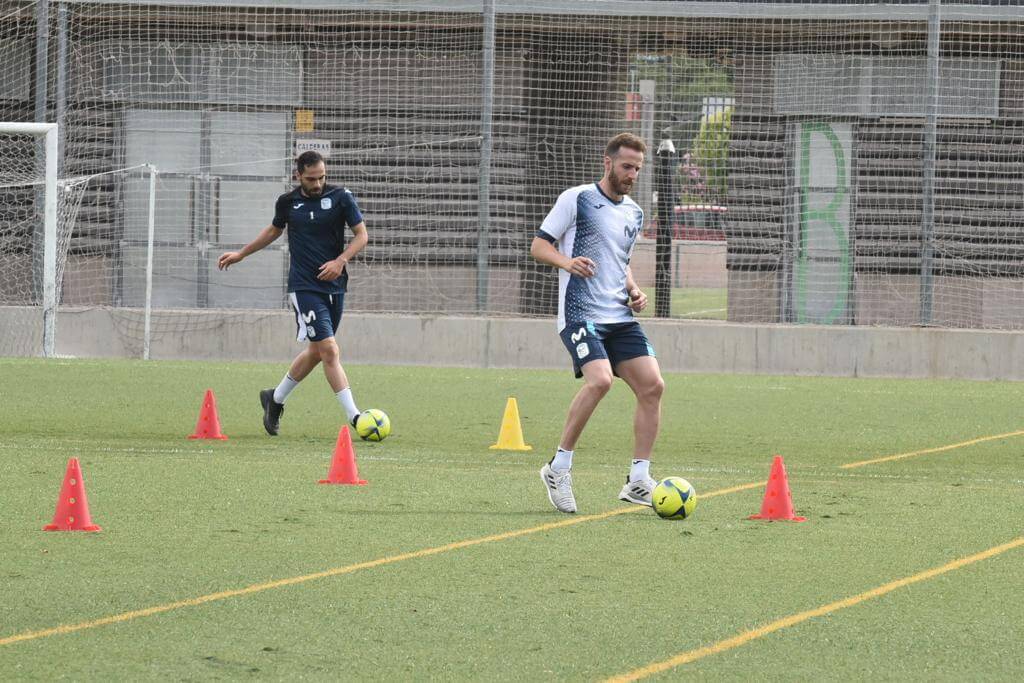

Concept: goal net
[[2, 0, 1024, 358], [0, 122, 60, 356]]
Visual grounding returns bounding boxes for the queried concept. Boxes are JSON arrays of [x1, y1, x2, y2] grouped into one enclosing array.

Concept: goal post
[[143, 163, 158, 361], [0, 122, 58, 357]]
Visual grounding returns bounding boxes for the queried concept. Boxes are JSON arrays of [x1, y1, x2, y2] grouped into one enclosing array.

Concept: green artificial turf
[[1, 358, 1021, 679]]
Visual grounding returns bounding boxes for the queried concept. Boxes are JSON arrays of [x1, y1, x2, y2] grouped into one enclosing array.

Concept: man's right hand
[[218, 251, 243, 270], [567, 256, 596, 278]]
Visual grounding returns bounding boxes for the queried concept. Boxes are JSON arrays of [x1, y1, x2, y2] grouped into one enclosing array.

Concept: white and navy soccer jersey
[[536, 183, 644, 331], [272, 184, 363, 294]]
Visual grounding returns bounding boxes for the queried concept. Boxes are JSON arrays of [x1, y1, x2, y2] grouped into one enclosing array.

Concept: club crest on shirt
[[321, 197, 332, 210]]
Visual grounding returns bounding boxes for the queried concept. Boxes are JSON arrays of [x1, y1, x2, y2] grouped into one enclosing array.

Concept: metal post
[[33, 0, 51, 322], [42, 124, 58, 357], [475, 0, 495, 313], [34, 0, 49, 123], [143, 165, 158, 360], [56, 2, 68, 176], [655, 138, 677, 318], [196, 113, 212, 308], [638, 79, 656, 220], [780, 122, 796, 323], [919, 0, 941, 325]]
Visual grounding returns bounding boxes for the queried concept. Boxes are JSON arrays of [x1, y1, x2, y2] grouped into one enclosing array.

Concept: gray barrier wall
[[5, 306, 1023, 380]]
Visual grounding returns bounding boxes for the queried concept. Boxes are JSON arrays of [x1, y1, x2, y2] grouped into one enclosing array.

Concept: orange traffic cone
[[188, 389, 228, 440], [748, 455, 806, 522], [319, 425, 367, 485], [43, 458, 101, 532]]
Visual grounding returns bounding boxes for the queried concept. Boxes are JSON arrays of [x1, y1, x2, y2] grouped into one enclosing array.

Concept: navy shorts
[[290, 291, 344, 342], [559, 321, 656, 378]]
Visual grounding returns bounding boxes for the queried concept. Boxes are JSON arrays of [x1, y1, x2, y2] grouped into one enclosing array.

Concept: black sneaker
[[350, 412, 361, 430], [259, 388, 284, 436]]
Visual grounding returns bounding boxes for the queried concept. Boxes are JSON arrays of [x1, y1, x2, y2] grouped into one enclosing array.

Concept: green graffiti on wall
[[796, 121, 851, 324]]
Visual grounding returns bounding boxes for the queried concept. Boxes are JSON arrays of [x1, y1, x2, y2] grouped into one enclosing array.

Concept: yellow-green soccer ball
[[355, 409, 391, 442], [652, 477, 697, 520]]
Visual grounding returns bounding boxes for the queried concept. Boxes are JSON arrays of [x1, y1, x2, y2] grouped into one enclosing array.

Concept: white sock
[[336, 387, 360, 422], [629, 459, 651, 482], [273, 374, 299, 404], [551, 447, 573, 471]]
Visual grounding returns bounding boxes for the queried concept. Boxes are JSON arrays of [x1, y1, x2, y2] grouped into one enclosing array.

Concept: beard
[[609, 172, 634, 196]]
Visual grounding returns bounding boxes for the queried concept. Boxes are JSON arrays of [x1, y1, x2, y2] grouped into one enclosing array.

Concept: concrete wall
[[4, 306, 1024, 381]]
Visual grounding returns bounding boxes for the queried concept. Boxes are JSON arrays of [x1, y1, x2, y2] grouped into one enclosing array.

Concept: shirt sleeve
[[342, 189, 364, 228], [537, 188, 577, 242], [272, 195, 289, 230]]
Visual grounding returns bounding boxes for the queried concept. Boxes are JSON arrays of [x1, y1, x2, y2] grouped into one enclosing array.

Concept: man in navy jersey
[[218, 151, 368, 436], [530, 133, 665, 513]]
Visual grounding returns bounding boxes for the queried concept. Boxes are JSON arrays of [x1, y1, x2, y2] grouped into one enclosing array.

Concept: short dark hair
[[295, 150, 324, 173], [605, 132, 647, 158]]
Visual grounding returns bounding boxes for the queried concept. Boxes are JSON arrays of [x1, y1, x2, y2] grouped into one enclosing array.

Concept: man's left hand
[[318, 258, 347, 281], [628, 287, 647, 312]]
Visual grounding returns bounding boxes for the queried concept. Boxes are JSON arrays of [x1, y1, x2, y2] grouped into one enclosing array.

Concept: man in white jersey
[[530, 132, 665, 513]]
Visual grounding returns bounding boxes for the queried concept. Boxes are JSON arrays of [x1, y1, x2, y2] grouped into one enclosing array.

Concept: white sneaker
[[540, 463, 577, 513], [618, 476, 657, 507]]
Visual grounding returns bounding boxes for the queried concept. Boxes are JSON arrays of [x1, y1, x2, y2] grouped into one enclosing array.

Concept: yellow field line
[[1, 505, 641, 647], [606, 536, 1024, 682], [8, 426, 1013, 651], [0, 479, 768, 647], [697, 480, 765, 499], [841, 429, 1024, 469]]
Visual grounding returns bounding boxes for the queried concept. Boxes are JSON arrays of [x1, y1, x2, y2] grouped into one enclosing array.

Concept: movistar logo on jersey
[[624, 223, 639, 240], [302, 310, 317, 323], [570, 326, 587, 344]]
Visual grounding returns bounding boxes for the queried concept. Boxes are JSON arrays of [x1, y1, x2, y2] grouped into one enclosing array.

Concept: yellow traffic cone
[[489, 397, 532, 451]]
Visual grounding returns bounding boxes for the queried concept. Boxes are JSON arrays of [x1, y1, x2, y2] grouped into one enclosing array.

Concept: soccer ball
[[652, 477, 697, 520], [354, 408, 390, 442]]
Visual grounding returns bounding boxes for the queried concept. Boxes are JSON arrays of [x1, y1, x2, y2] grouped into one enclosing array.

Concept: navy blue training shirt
[[272, 184, 364, 294]]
